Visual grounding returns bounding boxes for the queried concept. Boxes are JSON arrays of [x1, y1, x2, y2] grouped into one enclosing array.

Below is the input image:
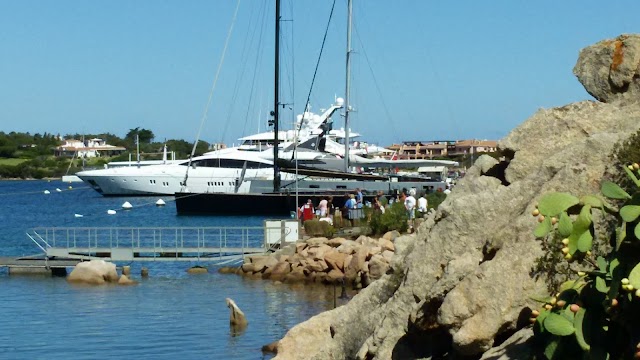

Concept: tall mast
[[273, 0, 281, 191], [344, 0, 353, 172]]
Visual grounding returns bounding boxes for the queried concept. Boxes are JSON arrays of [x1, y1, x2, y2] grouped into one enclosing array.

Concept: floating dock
[[0, 256, 79, 275]]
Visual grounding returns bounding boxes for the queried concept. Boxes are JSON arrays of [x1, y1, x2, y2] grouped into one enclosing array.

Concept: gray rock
[[479, 328, 534, 360], [273, 34, 640, 360], [574, 34, 640, 104]]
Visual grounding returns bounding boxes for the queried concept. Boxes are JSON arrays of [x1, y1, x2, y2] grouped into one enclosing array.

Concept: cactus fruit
[[531, 165, 640, 358]]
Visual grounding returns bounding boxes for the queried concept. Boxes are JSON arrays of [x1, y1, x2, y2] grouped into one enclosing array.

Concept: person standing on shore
[[417, 192, 428, 216], [405, 189, 416, 231], [355, 188, 363, 208], [318, 196, 328, 218], [377, 190, 388, 209], [299, 199, 315, 222]]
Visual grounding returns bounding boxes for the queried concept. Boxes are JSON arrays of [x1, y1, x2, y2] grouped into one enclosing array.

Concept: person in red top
[[299, 199, 315, 222]]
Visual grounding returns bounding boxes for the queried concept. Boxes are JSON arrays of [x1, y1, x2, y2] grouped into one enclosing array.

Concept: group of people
[[298, 187, 429, 229], [298, 195, 337, 225]]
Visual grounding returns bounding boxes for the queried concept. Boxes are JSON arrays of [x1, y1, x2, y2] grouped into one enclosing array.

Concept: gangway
[[24, 222, 299, 265]]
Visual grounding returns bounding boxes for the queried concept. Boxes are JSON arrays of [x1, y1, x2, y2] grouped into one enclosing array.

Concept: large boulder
[[67, 259, 119, 285], [273, 34, 640, 359], [574, 34, 640, 104]]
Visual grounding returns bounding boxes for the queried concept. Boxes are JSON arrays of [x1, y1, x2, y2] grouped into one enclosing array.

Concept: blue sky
[[0, 0, 638, 147]]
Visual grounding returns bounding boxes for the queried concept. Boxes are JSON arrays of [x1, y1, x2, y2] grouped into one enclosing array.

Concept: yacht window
[[336, 185, 347, 189], [309, 185, 319, 189]]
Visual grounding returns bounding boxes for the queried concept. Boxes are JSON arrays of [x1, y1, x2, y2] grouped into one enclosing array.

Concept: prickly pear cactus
[[531, 163, 640, 359]]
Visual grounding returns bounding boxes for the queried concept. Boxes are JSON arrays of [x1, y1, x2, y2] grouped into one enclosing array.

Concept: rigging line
[[239, 0, 269, 141], [279, 1, 295, 108], [183, 0, 241, 186], [226, 0, 267, 144], [351, 15, 399, 142], [291, 0, 337, 161]]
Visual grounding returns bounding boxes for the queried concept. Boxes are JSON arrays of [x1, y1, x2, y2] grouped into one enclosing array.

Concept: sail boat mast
[[273, 0, 281, 192], [344, 0, 353, 172]]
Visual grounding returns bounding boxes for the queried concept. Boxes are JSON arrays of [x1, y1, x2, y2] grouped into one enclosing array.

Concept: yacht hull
[[175, 191, 371, 216]]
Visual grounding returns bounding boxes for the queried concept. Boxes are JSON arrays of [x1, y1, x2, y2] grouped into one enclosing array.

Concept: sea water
[[0, 180, 339, 359]]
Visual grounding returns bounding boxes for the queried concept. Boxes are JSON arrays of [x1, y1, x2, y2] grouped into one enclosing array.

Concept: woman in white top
[[318, 197, 328, 217]]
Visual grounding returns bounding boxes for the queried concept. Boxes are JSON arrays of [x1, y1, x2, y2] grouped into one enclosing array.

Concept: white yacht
[[76, 100, 352, 196]]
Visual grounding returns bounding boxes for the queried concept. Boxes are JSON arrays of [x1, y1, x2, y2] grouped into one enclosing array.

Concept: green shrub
[[368, 202, 409, 235], [303, 219, 335, 237], [426, 191, 447, 210]]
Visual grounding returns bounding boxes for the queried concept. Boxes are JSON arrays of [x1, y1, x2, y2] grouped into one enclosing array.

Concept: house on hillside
[[385, 139, 497, 160], [448, 139, 498, 156], [54, 138, 126, 158]]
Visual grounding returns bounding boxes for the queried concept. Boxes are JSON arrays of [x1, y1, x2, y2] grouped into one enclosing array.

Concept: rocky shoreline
[[220, 231, 402, 288], [235, 34, 640, 359]]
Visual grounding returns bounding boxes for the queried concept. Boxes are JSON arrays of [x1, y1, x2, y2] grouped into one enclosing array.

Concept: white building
[[54, 138, 126, 158]]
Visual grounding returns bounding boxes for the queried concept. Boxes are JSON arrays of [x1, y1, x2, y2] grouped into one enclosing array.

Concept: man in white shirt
[[417, 193, 428, 216], [405, 189, 417, 231]]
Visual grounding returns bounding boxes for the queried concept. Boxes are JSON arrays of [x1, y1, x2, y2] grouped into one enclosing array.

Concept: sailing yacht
[[76, 100, 349, 196], [173, 0, 457, 215]]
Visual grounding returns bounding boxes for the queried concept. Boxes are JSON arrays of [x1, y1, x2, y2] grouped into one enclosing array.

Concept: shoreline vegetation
[[0, 130, 490, 180], [0, 129, 210, 180]]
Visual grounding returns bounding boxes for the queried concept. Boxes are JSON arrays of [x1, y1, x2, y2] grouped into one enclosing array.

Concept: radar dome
[[335, 98, 344, 106]]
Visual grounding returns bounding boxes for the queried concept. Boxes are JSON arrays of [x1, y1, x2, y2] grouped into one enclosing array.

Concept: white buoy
[[74, 214, 84, 218], [68, 186, 73, 189], [56, 188, 62, 192], [156, 199, 166, 206], [43, 190, 51, 194], [122, 201, 133, 210], [107, 209, 117, 215]]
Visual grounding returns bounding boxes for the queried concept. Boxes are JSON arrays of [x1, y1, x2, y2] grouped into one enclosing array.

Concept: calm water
[[0, 180, 340, 359]]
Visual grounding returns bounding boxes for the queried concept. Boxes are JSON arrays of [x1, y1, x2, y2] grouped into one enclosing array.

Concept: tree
[[125, 127, 155, 144]]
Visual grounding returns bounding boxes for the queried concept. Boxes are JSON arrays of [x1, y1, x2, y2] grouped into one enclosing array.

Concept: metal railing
[[25, 225, 294, 262]]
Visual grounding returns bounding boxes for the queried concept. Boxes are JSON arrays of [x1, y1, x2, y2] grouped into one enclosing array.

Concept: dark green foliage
[[0, 130, 212, 178], [368, 202, 409, 235], [426, 191, 447, 210], [303, 219, 335, 237], [125, 127, 155, 144], [531, 161, 640, 359], [610, 128, 640, 193]]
